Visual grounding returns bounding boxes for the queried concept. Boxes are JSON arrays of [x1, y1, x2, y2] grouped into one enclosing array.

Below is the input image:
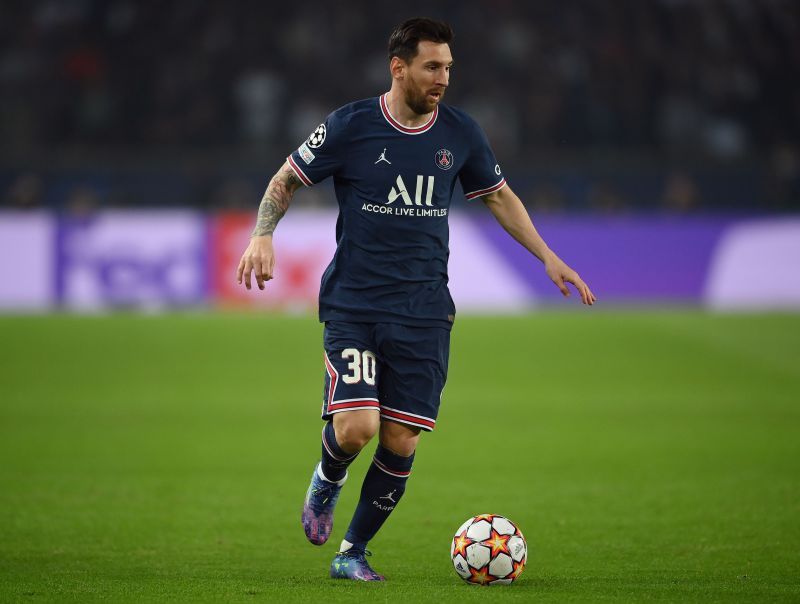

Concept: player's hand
[[236, 235, 275, 291], [544, 253, 596, 305]]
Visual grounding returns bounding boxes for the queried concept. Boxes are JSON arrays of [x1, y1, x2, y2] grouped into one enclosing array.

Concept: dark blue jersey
[[288, 94, 506, 329]]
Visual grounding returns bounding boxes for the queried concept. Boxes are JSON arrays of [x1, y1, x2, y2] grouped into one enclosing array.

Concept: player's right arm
[[236, 161, 304, 290]]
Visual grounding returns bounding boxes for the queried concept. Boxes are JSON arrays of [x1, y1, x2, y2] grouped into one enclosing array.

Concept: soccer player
[[236, 18, 596, 581]]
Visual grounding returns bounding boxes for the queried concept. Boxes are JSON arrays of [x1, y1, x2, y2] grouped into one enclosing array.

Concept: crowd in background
[[1, 0, 799, 212]]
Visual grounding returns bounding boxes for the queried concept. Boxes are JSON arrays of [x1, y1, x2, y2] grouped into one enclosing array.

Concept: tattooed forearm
[[252, 192, 286, 237], [251, 165, 302, 237]]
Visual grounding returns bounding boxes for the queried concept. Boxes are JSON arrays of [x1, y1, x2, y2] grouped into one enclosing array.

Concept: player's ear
[[389, 56, 405, 80]]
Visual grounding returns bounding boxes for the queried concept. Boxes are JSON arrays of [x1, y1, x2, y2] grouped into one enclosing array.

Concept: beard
[[404, 80, 445, 115]]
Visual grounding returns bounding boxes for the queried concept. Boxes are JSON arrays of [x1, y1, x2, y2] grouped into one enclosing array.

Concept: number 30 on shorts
[[341, 348, 377, 386]]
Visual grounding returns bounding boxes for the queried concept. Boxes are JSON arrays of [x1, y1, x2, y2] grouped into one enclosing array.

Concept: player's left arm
[[482, 184, 597, 305]]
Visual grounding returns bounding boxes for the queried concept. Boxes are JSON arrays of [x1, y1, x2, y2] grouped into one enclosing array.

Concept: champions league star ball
[[450, 514, 527, 585], [306, 123, 326, 148]]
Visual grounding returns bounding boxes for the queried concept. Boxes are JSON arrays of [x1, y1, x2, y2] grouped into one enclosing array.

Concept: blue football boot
[[302, 463, 345, 545], [330, 549, 385, 581]]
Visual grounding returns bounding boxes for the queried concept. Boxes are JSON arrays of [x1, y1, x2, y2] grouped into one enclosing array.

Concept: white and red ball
[[450, 514, 527, 585]]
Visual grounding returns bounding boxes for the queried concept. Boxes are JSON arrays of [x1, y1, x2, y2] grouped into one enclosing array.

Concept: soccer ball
[[450, 514, 527, 585]]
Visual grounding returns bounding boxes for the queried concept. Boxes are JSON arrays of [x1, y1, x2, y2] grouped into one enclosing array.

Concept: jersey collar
[[379, 93, 438, 135]]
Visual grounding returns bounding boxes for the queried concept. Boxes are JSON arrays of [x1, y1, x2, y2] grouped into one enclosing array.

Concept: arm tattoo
[[251, 165, 302, 237]]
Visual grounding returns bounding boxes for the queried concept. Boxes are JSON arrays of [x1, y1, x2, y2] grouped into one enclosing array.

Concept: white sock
[[339, 539, 353, 552], [317, 463, 348, 486]]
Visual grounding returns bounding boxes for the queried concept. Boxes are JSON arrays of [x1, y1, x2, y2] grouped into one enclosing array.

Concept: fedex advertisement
[[54, 212, 207, 310], [0, 210, 798, 311]]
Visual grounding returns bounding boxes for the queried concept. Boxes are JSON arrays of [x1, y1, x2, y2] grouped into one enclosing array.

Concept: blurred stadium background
[[1, 0, 799, 311], [2, 1, 799, 601]]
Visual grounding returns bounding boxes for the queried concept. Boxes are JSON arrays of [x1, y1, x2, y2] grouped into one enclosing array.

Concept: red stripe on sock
[[373, 457, 411, 478]]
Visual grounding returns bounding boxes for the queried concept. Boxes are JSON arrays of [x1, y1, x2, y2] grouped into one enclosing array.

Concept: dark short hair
[[388, 18, 454, 63]]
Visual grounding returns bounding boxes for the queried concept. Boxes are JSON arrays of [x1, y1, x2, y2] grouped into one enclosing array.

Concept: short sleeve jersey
[[288, 94, 506, 329]]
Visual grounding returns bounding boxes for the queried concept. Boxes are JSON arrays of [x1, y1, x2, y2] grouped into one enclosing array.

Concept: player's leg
[[303, 322, 380, 546], [330, 420, 418, 581], [320, 410, 378, 482], [331, 323, 449, 581], [340, 420, 419, 546]]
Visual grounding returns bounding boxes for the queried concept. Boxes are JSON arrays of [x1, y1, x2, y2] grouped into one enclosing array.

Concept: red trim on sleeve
[[287, 155, 313, 186], [465, 178, 507, 200]]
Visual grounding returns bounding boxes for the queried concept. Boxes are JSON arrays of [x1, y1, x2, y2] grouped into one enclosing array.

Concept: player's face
[[403, 41, 453, 115]]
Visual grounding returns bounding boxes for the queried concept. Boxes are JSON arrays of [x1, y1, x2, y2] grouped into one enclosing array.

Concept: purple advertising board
[[1, 211, 798, 312], [0, 212, 54, 310], [55, 212, 207, 310], [475, 215, 737, 303], [704, 218, 800, 310]]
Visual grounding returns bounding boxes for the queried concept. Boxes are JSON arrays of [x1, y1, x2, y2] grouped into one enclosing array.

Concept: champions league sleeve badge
[[307, 123, 327, 149], [435, 148, 454, 170]]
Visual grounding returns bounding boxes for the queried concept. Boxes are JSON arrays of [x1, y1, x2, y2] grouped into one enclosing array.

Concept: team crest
[[307, 123, 326, 149], [435, 148, 454, 170]]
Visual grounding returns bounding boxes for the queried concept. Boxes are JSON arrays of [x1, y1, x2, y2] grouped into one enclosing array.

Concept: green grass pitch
[[1, 311, 799, 602]]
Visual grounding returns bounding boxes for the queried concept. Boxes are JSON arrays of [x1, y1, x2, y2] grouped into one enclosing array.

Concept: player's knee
[[381, 438, 417, 457], [333, 411, 379, 452], [379, 421, 421, 457], [336, 423, 377, 452]]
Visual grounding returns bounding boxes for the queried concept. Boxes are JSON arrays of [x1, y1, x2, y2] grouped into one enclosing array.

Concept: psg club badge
[[435, 148, 454, 170]]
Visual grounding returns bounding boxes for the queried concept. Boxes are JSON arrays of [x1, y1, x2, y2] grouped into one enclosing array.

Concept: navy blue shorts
[[322, 321, 450, 432]]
